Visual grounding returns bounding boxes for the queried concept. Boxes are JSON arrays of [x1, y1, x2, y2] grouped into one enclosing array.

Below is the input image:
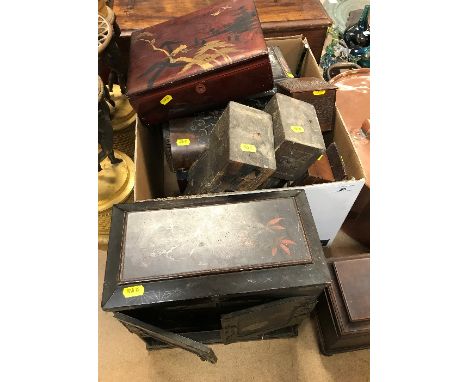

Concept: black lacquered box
[[101, 189, 330, 363]]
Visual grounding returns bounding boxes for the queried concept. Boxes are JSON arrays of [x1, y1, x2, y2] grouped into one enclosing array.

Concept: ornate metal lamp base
[[98, 150, 135, 246]]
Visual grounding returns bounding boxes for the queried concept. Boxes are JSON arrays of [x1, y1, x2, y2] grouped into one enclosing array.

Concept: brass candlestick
[[98, 76, 135, 247], [98, 150, 135, 246], [108, 84, 136, 158]]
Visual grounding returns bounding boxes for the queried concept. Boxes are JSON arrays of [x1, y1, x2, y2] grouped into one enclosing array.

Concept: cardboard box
[[133, 36, 366, 246]]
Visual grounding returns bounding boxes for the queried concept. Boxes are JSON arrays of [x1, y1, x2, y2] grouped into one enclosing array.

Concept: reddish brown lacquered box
[[126, 0, 274, 126]]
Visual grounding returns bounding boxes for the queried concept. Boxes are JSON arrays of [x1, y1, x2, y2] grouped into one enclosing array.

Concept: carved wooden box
[[101, 189, 331, 362], [276, 77, 337, 132], [263, 93, 325, 181], [185, 101, 276, 195]]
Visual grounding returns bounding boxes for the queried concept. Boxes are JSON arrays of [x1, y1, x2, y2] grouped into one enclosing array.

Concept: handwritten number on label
[[176, 138, 190, 146], [122, 285, 144, 298], [160, 95, 173, 105], [240, 143, 256, 153]]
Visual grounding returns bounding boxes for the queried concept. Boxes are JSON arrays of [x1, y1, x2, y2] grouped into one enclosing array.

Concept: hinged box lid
[[121, 197, 310, 282], [333, 257, 370, 322], [127, 0, 269, 97], [102, 189, 330, 311]]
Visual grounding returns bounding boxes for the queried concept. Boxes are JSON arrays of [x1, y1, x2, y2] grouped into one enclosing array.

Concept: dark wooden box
[[185, 101, 276, 195], [315, 254, 370, 355], [277, 77, 337, 132], [110, 0, 332, 63], [162, 109, 224, 173], [101, 189, 331, 362], [126, 0, 273, 126], [264, 93, 325, 181]]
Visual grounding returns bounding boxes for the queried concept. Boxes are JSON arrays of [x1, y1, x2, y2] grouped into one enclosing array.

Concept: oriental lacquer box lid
[[127, 0, 269, 97], [102, 189, 330, 311]]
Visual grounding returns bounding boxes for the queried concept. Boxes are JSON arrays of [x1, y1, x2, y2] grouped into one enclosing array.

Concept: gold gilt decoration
[[210, 5, 232, 16], [139, 38, 238, 73]]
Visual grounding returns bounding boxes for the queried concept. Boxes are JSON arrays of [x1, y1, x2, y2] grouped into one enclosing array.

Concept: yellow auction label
[[317, 154, 324, 161], [176, 138, 191, 146], [160, 95, 173, 105], [313, 90, 326, 96], [286, 72, 294, 78], [290, 125, 304, 133], [122, 285, 144, 298], [240, 143, 257, 153]]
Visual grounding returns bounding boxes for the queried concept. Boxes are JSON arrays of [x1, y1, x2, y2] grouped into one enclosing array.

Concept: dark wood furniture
[[315, 254, 370, 355], [110, 0, 332, 62], [102, 189, 331, 362]]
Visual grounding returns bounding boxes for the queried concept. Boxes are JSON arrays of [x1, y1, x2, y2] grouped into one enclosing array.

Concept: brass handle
[[195, 83, 207, 94]]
